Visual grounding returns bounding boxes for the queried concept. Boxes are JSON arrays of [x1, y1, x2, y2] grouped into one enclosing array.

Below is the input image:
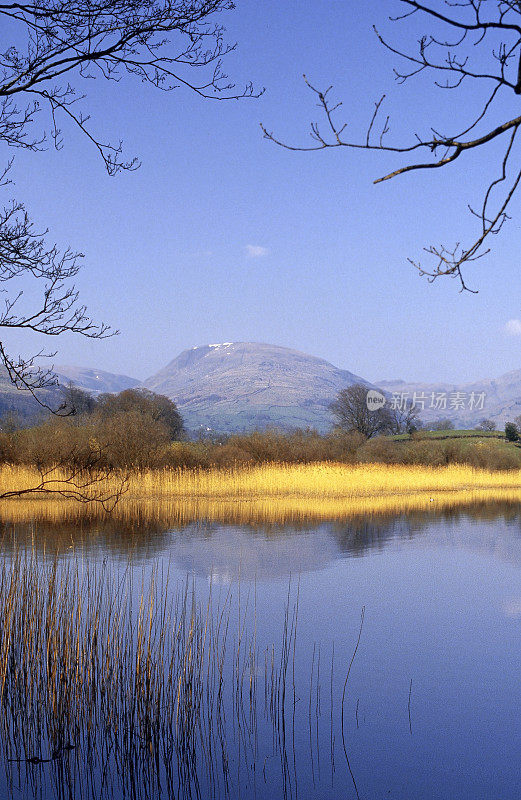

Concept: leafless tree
[[430, 417, 455, 431], [387, 398, 422, 434], [0, 0, 255, 410], [96, 388, 184, 440], [0, 0, 254, 501], [330, 384, 392, 438], [476, 417, 496, 430], [262, 0, 521, 292]]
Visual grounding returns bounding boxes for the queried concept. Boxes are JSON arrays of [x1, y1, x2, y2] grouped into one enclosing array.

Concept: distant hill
[[0, 366, 66, 425], [142, 342, 372, 433], [1, 342, 520, 433], [54, 366, 140, 395], [143, 342, 521, 433], [378, 372, 521, 428], [0, 365, 140, 426]]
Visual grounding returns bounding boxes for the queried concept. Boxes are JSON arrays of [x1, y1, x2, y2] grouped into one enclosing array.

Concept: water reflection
[[2, 500, 521, 577], [0, 502, 520, 798]]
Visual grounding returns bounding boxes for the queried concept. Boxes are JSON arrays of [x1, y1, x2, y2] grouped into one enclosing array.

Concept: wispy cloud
[[245, 244, 269, 258], [505, 319, 521, 336], [501, 598, 521, 619]]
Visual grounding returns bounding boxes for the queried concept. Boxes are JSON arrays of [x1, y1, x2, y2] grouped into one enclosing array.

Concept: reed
[[99, 461, 521, 498], [0, 558, 351, 799], [3, 461, 521, 499], [1, 462, 521, 526]]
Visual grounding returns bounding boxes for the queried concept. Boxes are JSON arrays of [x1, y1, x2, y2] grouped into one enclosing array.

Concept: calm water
[[2, 503, 521, 799]]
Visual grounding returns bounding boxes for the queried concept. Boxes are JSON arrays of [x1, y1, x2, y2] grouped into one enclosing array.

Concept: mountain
[[54, 366, 140, 395], [0, 365, 140, 426], [0, 371, 58, 425], [1, 342, 520, 433], [143, 342, 372, 433], [144, 342, 521, 432], [378, 371, 521, 428]]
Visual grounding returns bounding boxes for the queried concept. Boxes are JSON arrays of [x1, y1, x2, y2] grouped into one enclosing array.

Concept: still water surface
[[1, 503, 521, 799]]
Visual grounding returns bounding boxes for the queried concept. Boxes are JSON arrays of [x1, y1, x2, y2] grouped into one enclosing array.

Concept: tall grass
[[1, 462, 521, 526], [0, 559, 275, 797], [2, 461, 521, 500], [0, 558, 359, 799], [125, 462, 521, 499]]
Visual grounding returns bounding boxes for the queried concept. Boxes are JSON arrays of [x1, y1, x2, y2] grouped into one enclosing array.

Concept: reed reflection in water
[[2, 496, 521, 572], [0, 554, 371, 800], [0, 498, 521, 798], [4, 483, 521, 531]]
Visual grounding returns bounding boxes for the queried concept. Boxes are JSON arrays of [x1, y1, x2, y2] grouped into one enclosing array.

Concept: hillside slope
[[54, 366, 140, 395], [379, 371, 521, 428], [143, 342, 371, 432]]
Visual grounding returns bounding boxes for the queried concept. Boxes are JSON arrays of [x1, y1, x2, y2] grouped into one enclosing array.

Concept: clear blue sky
[[7, 0, 521, 383]]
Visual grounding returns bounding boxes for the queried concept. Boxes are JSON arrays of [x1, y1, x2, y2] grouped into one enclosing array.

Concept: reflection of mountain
[[3, 501, 521, 577], [169, 522, 340, 581]]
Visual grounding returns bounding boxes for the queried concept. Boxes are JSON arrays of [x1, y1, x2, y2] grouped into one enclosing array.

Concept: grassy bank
[[391, 429, 505, 441]]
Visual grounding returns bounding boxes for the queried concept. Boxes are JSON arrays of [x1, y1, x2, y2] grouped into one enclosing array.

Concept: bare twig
[[262, 1, 521, 290]]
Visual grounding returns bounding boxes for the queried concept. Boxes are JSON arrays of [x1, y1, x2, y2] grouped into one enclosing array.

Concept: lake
[[0, 501, 520, 799]]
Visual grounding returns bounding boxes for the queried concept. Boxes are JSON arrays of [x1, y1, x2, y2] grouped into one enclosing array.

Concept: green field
[[362, 428, 521, 470], [392, 429, 505, 441]]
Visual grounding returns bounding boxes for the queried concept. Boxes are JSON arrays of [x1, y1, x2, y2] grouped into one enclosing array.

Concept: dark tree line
[[0, 387, 185, 481]]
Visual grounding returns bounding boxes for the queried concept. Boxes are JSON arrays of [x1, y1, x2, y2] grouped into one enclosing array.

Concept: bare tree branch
[[262, 0, 521, 291], [0, 1, 254, 500], [0, 0, 257, 422], [0, 447, 129, 509], [0, 0, 261, 172]]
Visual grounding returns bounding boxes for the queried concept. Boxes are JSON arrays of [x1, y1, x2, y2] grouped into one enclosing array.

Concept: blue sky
[[7, 0, 521, 382]]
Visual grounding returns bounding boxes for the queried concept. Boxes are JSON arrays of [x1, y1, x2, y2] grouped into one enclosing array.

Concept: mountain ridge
[[0, 343, 520, 432], [141, 342, 521, 431], [55, 365, 140, 394], [142, 342, 372, 432]]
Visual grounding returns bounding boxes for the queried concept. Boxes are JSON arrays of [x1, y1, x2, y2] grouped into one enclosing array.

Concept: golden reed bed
[[1, 462, 521, 525]]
